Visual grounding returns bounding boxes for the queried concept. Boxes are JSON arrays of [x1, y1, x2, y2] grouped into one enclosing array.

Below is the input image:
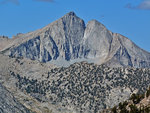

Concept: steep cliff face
[[1, 12, 150, 68], [82, 20, 113, 63]]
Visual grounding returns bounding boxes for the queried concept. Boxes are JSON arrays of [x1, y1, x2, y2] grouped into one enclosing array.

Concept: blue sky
[[0, 0, 150, 52]]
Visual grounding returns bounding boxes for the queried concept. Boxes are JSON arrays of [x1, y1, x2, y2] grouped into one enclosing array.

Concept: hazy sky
[[0, 0, 150, 52]]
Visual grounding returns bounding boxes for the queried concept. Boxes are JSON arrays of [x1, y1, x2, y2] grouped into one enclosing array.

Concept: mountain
[[1, 12, 150, 68], [1, 12, 150, 112]]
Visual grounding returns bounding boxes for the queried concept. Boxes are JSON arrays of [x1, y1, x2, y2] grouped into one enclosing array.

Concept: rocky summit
[[1, 12, 150, 68]]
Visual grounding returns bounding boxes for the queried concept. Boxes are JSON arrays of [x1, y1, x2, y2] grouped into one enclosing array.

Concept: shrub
[[119, 102, 129, 113], [129, 104, 140, 113], [111, 106, 117, 113], [130, 93, 144, 104], [146, 87, 150, 98]]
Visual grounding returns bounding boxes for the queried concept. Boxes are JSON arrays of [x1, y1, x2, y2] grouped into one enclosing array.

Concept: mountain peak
[[61, 11, 78, 19], [66, 11, 76, 16], [87, 19, 106, 29], [59, 11, 82, 23]]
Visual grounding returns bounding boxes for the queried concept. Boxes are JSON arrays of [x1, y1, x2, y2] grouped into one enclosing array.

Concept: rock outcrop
[[0, 36, 10, 50], [0, 83, 31, 113]]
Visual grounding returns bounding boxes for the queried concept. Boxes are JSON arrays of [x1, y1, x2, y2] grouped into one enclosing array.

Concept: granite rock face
[[106, 34, 150, 68], [1, 12, 150, 68], [82, 20, 113, 61], [0, 83, 31, 113], [3, 12, 85, 63]]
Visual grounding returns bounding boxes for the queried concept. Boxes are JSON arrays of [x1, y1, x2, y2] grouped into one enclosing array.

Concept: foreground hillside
[[1, 54, 150, 113]]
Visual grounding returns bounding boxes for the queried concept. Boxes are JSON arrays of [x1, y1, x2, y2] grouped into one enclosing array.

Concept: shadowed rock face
[[1, 12, 150, 68], [0, 83, 31, 113]]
